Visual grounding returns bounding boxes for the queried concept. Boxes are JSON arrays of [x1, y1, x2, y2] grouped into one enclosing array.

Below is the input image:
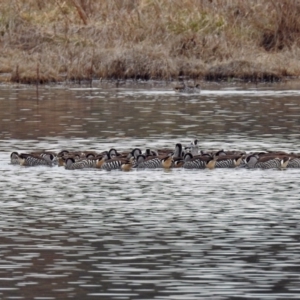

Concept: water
[[1, 81, 300, 299]]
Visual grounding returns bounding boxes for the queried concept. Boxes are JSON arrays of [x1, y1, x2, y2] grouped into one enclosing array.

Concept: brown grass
[[1, 0, 300, 84]]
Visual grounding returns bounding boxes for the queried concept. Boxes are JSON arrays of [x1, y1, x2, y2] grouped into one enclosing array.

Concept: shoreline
[[1, 76, 300, 88], [1, 1, 300, 85]]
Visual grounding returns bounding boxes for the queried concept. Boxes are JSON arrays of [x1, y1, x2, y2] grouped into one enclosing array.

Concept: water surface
[[0, 81, 300, 299]]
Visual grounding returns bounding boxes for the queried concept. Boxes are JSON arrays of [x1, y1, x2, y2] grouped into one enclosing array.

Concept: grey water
[[1, 81, 300, 299]]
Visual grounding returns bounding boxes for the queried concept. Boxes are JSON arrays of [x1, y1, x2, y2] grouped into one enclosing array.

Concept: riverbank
[[1, 0, 300, 84]]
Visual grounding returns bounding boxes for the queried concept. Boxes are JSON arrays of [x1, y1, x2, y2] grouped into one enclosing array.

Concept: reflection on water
[[1, 82, 300, 299], [1, 81, 300, 141]]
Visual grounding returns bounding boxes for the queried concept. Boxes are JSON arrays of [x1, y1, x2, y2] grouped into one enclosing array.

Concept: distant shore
[[1, 0, 300, 84]]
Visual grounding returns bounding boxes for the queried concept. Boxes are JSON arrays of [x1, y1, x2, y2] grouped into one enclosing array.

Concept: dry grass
[[1, 0, 300, 84]]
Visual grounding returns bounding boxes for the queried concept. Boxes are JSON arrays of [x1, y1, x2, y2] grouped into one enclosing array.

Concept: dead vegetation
[[1, 0, 300, 84]]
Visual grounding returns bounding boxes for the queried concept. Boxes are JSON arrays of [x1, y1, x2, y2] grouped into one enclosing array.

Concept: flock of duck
[[9, 140, 300, 171]]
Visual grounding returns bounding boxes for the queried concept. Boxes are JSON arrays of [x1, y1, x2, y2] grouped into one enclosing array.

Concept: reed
[[1, 0, 300, 84]]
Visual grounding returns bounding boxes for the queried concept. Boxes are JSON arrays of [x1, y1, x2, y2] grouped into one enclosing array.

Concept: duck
[[17, 153, 54, 167], [29, 151, 58, 166], [171, 143, 185, 168], [101, 157, 134, 171], [100, 150, 134, 171], [12, 151, 57, 166], [174, 82, 201, 94], [127, 148, 142, 160], [143, 148, 159, 157], [57, 150, 83, 161], [107, 148, 122, 158], [215, 154, 244, 168], [173, 143, 184, 158], [183, 153, 217, 169], [286, 154, 300, 168], [185, 139, 199, 156], [135, 154, 173, 169], [10, 152, 20, 165], [64, 156, 104, 170], [244, 154, 290, 170]]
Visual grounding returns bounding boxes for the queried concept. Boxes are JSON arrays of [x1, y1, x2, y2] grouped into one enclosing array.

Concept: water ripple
[[0, 149, 300, 299], [1, 83, 300, 299]]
